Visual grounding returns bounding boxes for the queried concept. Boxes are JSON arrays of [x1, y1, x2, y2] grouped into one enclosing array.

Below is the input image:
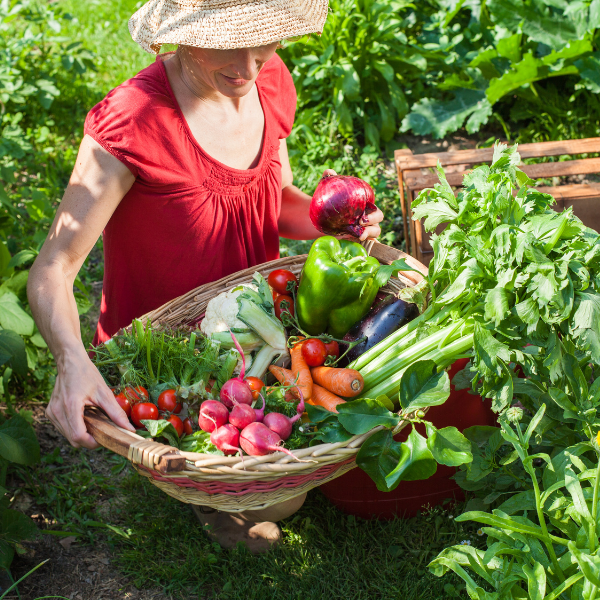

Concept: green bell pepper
[[296, 236, 381, 338]]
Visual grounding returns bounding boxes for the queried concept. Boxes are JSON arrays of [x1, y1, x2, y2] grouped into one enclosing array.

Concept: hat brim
[[129, 0, 329, 53]]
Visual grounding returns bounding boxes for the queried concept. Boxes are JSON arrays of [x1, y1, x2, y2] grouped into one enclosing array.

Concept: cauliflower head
[[200, 285, 257, 336]]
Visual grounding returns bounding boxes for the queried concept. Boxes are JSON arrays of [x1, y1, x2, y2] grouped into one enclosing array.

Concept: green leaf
[[140, 419, 180, 448], [568, 542, 600, 587], [304, 403, 337, 424], [337, 399, 399, 434], [0, 509, 38, 544], [375, 258, 422, 288], [311, 420, 354, 444], [0, 539, 14, 570], [0, 292, 34, 336], [426, 424, 473, 467], [565, 465, 592, 525], [0, 242, 10, 276], [522, 562, 546, 600], [7, 249, 37, 270], [356, 429, 404, 492], [401, 89, 492, 139], [399, 360, 451, 411], [0, 416, 40, 465], [576, 52, 600, 93], [385, 428, 437, 489], [484, 287, 511, 326], [0, 330, 27, 377]]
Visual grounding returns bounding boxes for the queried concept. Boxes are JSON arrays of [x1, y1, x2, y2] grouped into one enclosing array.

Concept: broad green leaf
[[426, 424, 473, 467], [522, 562, 546, 600], [356, 429, 404, 492], [385, 428, 437, 489], [305, 403, 337, 424], [0, 509, 38, 543], [0, 539, 14, 570], [484, 287, 511, 326], [399, 360, 450, 411], [497, 490, 535, 515], [565, 465, 592, 525], [401, 89, 492, 139], [0, 330, 27, 377], [0, 242, 10, 276], [0, 292, 34, 336], [7, 249, 37, 270], [311, 420, 354, 444], [375, 258, 422, 288], [337, 399, 399, 434], [577, 53, 600, 93], [0, 416, 40, 465]]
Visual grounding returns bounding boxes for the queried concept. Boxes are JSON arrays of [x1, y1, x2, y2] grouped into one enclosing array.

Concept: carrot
[[308, 384, 346, 413], [310, 367, 364, 398], [269, 362, 312, 401], [290, 341, 313, 400]]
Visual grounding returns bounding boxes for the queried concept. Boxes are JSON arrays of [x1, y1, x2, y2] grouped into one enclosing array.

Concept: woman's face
[[179, 43, 279, 98]]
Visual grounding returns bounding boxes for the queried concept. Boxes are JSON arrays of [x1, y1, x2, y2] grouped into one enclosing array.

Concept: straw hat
[[129, 0, 330, 54]]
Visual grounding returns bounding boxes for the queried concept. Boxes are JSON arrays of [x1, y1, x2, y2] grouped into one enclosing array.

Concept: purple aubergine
[[341, 295, 419, 364], [309, 175, 377, 237]]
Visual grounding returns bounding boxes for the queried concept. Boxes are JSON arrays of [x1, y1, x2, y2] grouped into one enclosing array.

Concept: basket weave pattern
[[121, 244, 420, 512]]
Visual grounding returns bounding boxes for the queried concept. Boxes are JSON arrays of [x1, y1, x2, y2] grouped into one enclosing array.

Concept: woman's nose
[[232, 49, 260, 80]]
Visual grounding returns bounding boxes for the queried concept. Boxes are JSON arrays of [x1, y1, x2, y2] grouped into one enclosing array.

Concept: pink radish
[[254, 394, 266, 423], [230, 403, 256, 430], [198, 400, 228, 433], [220, 329, 253, 408], [240, 422, 302, 460], [262, 387, 305, 440], [210, 424, 240, 456]]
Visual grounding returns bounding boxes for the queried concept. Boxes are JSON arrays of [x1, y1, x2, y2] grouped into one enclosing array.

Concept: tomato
[[302, 338, 328, 367], [124, 386, 149, 404], [167, 414, 184, 437], [114, 392, 132, 417], [157, 389, 182, 414], [183, 417, 193, 436], [324, 340, 340, 360], [274, 295, 294, 320], [131, 402, 159, 428], [245, 376, 264, 401], [268, 269, 298, 295], [272, 289, 280, 302]]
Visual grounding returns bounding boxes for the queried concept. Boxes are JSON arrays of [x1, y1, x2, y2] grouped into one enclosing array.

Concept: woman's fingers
[[359, 223, 382, 241], [359, 207, 384, 241], [322, 169, 337, 177], [97, 387, 136, 433]]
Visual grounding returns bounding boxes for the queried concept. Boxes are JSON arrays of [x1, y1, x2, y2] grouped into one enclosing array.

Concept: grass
[[20, 448, 477, 600]]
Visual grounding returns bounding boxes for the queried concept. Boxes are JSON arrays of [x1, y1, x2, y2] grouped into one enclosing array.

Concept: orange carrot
[[268, 365, 295, 386], [310, 367, 364, 398], [308, 384, 346, 413], [290, 341, 313, 400]]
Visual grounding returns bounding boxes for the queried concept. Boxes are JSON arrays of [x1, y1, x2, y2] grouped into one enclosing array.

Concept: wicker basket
[[84, 240, 427, 512]]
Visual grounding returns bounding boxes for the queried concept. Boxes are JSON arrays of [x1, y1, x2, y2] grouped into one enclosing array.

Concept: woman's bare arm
[[277, 139, 383, 241], [28, 135, 137, 449]]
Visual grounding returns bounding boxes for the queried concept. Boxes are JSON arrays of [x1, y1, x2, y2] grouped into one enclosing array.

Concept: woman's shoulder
[[257, 53, 297, 138], [85, 60, 174, 133]]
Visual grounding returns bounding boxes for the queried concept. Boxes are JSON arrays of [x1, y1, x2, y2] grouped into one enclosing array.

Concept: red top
[[84, 54, 297, 344]]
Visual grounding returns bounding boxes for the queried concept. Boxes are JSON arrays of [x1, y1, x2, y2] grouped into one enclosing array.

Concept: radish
[[254, 394, 266, 423], [220, 329, 253, 408], [309, 174, 377, 237], [262, 387, 305, 441], [210, 424, 240, 456], [239, 422, 301, 460], [230, 403, 256, 430], [198, 400, 229, 433]]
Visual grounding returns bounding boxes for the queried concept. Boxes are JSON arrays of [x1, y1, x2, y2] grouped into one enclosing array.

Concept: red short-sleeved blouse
[[84, 53, 297, 345]]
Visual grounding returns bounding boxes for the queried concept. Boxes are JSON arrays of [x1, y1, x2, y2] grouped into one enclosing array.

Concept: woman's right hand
[[46, 350, 136, 449]]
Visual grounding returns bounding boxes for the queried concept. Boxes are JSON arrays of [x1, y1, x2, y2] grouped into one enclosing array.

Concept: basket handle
[[84, 407, 186, 474], [363, 239, 428, 277]]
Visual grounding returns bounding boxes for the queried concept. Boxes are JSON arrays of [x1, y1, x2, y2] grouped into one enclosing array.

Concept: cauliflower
[[200, 285, 257, 335]]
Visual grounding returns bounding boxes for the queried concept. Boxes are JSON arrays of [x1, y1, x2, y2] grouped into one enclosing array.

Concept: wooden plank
[[395, 138, 600, 170], [537, 183, 600, 200], [404, 158, 600, 191], [396, 149, 413, 256], [84, 407, 187, 474]]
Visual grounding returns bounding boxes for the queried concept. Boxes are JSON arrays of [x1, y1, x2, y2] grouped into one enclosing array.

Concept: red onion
[[309, 175, 377, 237]]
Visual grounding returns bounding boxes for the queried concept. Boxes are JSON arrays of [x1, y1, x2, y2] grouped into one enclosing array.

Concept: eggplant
[[341, 295, 419, 364]]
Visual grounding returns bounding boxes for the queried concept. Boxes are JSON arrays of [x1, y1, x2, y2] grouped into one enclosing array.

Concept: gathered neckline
[[156, 55, 270, 176]]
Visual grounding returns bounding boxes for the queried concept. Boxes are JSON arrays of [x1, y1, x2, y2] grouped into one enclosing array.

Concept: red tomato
[[272, 289, 280, 302], [114, 392, 132, 417], [245, 376, 264, 401], [157, 389, 182, 414], [183, 417, 193, 436], [131, 402, 159, 428], [324, 340, 340, 360], [124, 386, 149, 404], [302, 338, 328, 367], [268, 269, 298, 295], [274, 295, 294, 320], [167, 415, 184, 437]]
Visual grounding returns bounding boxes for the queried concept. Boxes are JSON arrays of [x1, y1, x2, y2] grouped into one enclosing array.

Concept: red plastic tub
[[319, 359, 496, 519]]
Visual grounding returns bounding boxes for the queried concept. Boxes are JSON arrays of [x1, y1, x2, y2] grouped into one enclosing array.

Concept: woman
[[28, 0, 384, 552]]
